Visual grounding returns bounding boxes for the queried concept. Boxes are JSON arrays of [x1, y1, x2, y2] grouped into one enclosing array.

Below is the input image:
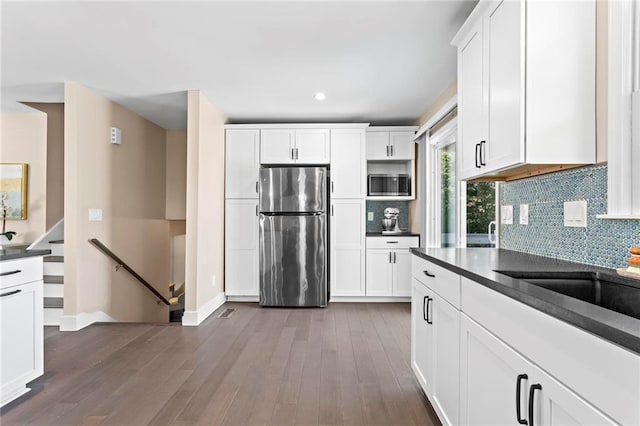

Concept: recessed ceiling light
[[314, 92, 326, 101]]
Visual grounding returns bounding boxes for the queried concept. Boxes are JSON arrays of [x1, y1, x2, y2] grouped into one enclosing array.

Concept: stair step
[[44, 255, 64, 263], [44, 275, 64, 284], [44, 297, 64, 308], [49, 240, 64, 244]]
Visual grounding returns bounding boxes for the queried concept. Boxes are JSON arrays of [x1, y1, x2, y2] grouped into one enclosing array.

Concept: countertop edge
[[410, 248, 640, 355], [0, 248, 52, 261]]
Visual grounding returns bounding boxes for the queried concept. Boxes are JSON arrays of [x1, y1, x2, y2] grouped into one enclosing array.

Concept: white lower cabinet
[[460, 313, 615, 426], [366, 236, 418, 297], [330, 199, 365, 297], [224, 199, 259, 297], [1, 258, 44, 407], [412, 279, 434, 392]]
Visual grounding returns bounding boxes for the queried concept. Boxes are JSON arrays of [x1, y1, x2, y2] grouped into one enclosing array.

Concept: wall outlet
[[89, 208, 103, 222], [520, 204, 529, 225], [564, 200, 588, 227], [110, 127, 122, 145], [367, 211, 374, 221], [501, 205, 514, 225]]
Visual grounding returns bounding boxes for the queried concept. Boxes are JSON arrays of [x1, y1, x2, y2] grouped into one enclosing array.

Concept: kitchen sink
[[495, 270, 640, 321]]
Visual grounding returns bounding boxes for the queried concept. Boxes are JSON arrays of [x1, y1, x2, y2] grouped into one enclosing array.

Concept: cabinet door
[[392, 249, 413, 297], [411, 279, 434, 394], [486, 0, 524, 172], [330, 129, 365, 198], [260, 129, 295, 164], [330, 200, 365, 297], [459, 313, 535, 426], [431, 292, 461, 425], [533, 369, 616, 426], [366, 131, 390, 160], [366, 250, 393, 296], [1, 280, 43, 404], [389, 131, 415, 160], [225, 200, 259, 296], [226, 129, 260, 198], [295, 129, 330, 164], [458, 18, 485, 180]]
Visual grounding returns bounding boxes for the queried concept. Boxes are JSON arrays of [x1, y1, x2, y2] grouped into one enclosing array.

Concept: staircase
[[43, 240, 64, 326]]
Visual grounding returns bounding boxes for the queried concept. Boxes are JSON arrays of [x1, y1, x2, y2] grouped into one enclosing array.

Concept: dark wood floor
[[1, 303, 440, 426]]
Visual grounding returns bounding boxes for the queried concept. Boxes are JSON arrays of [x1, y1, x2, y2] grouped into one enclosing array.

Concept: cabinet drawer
[[0, 257, 43, 290], [366, 236, 418, 249], [412, 257, 460, 308], [461, 277, 640, 426]]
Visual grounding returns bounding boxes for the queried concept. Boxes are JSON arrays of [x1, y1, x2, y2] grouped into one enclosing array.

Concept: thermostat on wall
[[110, 127, 122, 145]]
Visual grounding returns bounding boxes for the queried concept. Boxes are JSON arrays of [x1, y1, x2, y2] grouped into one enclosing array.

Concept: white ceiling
[[1, 1, 476, 129]]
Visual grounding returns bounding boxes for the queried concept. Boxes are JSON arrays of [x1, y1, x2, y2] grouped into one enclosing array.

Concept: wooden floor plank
[[1, 302, 441, 426]]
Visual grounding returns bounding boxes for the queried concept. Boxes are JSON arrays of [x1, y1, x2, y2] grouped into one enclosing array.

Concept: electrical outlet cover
[[564, 200, 588, 227], [520, 204, 529, 225], [367, 212, 374, 221], [501, 205, 514, 225]]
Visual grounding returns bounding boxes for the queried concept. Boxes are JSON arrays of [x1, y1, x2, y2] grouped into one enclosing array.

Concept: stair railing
[[88, 238, 170, 306]]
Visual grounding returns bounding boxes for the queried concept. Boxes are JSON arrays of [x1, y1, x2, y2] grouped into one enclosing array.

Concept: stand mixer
[[381, 207, 402, 234]]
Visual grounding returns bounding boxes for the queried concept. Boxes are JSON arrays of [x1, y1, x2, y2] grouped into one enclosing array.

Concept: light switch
[[501, 205, 513, 225], [564, 200, 587, 227], [520, 204, 529, 225], [367, 212, 374, 221], [89, 208, 103, 222]]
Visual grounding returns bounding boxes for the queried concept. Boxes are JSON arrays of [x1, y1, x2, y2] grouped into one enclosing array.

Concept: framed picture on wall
[[0, 163, 28, 220]]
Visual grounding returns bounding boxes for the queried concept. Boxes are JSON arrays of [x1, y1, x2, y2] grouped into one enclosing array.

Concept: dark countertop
[[0, 245, 51, 261], [366, 231, 420, 237], [410, 248, 640, 354]]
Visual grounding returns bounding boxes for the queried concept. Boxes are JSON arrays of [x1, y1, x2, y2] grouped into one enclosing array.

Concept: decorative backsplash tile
[[366, 201, 410, 232], [500, 164, 640, 269]]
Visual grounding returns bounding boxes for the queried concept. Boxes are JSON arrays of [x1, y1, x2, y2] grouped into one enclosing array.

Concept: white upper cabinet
[[225, 129, 260, 199], [366, 128, 415, 160], [453, 0, 596, 180], [260, 129, 295, 165], [295, 129, 330, 164], [330, 129, 366, 198], [260, 128, 330, 165]]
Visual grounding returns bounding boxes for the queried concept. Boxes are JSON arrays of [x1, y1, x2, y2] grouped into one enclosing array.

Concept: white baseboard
[[182, 292, 227, 326], [59, 311, 116, 331], [226, 295, 259, 302], [330, 296, 411, 303]]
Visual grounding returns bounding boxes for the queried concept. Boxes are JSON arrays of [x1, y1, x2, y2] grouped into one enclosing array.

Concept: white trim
[[428, 118, 458, 150], [330, 297, 410, 303], [59, 311, 116, 332], [182, 292, 227, 326], [415, 96, 457, 139], [226, 295, 259, 302], [27, 218, 64, 250], [225, 123, 370, 129], [596, 214, 640, 220], [367, 126, 418, 132]]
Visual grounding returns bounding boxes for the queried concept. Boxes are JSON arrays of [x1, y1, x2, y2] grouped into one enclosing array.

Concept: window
[[603, 0, 640, 218]]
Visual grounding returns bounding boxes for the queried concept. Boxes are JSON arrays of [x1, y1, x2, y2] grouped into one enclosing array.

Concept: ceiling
[[1, 1, 476, 129]]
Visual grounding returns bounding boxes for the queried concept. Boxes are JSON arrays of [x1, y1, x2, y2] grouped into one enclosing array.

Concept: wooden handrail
[[88, 238, 171, 306]]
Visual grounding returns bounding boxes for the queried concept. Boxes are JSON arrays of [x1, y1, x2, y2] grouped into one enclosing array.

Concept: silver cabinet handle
[[0, 270, 21, 277]]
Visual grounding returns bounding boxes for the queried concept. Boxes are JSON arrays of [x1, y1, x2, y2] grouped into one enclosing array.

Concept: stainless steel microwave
[[368, 174, 411, 196]]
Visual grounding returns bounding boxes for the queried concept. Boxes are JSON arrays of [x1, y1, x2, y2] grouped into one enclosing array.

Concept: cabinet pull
[[480, 140, 486, 166], [516, 374, 529, 425], [256, 205, 258, 216], [291, 148, 295, 160], [425, 297, 432, 324], [386, 145, 390, 157], [0, 289, 22, 298], [386, 241, 399, 244], [475, 143, 481, 168], [0, 269, 21, 277], [423, 270, 435, 278], [331, 205, 334, 216], [295, 148, 299, 160], [393, 252, 397, 263], [331, 181, 334, 193], [423, 296, 428, 321], [389, 252, 392, 263], [390, 145, 394, 157], [256, 181, 259, 193], [528, 384, 542, 426]]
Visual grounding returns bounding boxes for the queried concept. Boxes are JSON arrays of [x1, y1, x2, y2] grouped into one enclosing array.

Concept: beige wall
[[184, 90, 226, 315], [0, 112, 47, 244], [25, 103, 65, 229], [166, 128, 187, 220], [64, 82, 170, 323]]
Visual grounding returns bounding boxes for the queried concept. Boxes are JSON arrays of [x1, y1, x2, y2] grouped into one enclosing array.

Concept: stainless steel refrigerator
[[258, 167, 327, 307]]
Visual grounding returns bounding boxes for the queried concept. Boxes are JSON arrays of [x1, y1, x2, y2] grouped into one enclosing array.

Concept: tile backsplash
[[366, 201, 409, 233], [500, 164, 639, 269]]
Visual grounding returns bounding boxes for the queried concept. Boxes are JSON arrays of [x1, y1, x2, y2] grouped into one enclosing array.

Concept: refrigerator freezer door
[[259, 167, 326, 213], [259, 213, 327, 307]]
